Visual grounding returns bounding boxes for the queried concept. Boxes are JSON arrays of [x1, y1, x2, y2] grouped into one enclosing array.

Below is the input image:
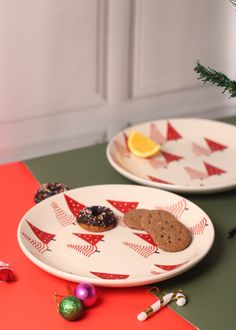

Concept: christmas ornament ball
[[58, 296, 83, 321], [74, 282, 97, 307]]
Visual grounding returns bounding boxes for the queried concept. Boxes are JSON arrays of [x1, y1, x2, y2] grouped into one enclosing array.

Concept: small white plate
[[17, 184, 214, 287], [106, 118, 236, 193]]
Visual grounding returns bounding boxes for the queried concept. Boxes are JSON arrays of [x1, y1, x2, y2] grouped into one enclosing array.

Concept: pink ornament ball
[[74, 282, 97, 307]]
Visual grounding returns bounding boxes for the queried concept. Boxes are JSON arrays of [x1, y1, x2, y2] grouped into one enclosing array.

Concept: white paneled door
[[0, 0, 235, 163]]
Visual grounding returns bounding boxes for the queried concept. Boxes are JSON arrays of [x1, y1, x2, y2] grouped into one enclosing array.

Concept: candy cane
[[137, 291, 186, 321]]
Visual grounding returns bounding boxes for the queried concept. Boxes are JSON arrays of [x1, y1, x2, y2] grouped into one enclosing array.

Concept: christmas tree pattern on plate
[[148, 121, 182, 143], [148, 157, 168, 170], [184, 161, 226, 181], [107, 118, 236, 193], [90, 271, 130, 280], [204, 137, 228, 152], [106, 200, 139, 227], [148, 176, 174, 185], [192, 142, 210, 157], [154, 262, 188, 271], [166, 122, 182, 141], [17, 183, 215, 286], [149, 123, 166, 144], [123, 132, 130, 152], [192, 137, 228, 156], [67, 233, 104, 257], [161, 150, 183, 163], [64, 194, 86, 217], [113, 132, 130, 158], [123, 233, 158, 258], [21, 220, 56, 253], [113, 140, 130, 158], [107, 199, 139, 213], [155, 198, 187, 219], [51, 201, 76, 227], [188, 217, 208, 235], [148, 150, 183, 170]]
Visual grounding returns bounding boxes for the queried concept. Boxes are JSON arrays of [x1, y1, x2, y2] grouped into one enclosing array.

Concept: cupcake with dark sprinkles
[[77, 206, 117, 232]]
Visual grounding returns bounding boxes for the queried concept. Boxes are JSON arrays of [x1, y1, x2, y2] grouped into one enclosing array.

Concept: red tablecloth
[[0, 162, 197, 330]]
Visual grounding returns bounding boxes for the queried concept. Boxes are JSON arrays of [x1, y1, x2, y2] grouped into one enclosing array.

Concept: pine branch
[[194, 60, 236, 98]]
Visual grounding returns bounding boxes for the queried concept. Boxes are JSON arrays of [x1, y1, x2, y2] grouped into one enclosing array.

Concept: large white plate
[[106, 118, 236, 193], [17, 184, 214, 287]]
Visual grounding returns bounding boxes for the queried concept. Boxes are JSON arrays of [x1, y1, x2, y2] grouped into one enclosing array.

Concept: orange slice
[[128, 131, 161, 158]]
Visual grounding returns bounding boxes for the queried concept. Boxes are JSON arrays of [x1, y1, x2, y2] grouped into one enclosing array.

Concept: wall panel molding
[[0, 105, 108, 164], [1, 0, 235, 164], [130, 0, 229, 99], [0, 0, 109, 124]]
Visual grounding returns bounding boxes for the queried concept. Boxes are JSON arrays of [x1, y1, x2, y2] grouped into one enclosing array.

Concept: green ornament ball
[[58, 296, 83, 321]]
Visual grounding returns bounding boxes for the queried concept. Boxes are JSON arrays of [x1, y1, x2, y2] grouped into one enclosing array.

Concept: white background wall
[[0, 0, 236, 163]]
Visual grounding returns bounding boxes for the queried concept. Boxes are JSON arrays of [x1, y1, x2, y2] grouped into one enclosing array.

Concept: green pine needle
[[194, 60, 236, 98]]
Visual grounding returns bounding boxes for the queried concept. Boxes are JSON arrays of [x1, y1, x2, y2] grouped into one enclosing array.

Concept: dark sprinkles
[[77, 206, 117, 232], [34, 183, 70, 203]]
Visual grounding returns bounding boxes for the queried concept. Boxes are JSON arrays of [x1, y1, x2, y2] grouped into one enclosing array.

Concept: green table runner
[[25, 116, 236, 330]]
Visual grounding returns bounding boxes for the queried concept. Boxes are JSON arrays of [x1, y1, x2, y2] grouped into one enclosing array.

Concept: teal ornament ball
[[58, 296, 83, 321]]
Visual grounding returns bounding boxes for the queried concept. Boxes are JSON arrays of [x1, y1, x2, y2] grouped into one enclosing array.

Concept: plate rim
[[17, 184, 215, 287], [106, 118, 236, 193]]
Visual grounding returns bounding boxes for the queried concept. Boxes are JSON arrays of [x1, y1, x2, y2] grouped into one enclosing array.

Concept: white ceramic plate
[[17, 184, 214, 287], [106, 118, 236, 193]]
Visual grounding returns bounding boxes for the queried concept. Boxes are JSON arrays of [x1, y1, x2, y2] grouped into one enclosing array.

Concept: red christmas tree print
[[123, 233, 158, 258], [73, 233, 104, 246], [166, 122, 182, 141], [150, 123, 166, 144], [68, 233, 105, 257], [90, 271, 129, 280], [161, 150, 183, 163], [21, 232, 49, 253], [184, 166, 208, 180], [106, 200, 139, 213], [26, 220, 55, 244], [123, 242, 158, 258], [51, 201, 76, 226], [204, 162, 226, 176], [188, 217, 208, 235], [67, 244, 97, 257], [123, 132, 130, 152], [114, 140, 130, 157], [154, 262, 187, 271], [156, 198, 187, 219], [204, 138, 227, 152], [134, 233, 157, 246], [64, 194, 86, 217], [148, 157, 167, 170], [192, 142, 210, 156], [148, 175, 174, 185]]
